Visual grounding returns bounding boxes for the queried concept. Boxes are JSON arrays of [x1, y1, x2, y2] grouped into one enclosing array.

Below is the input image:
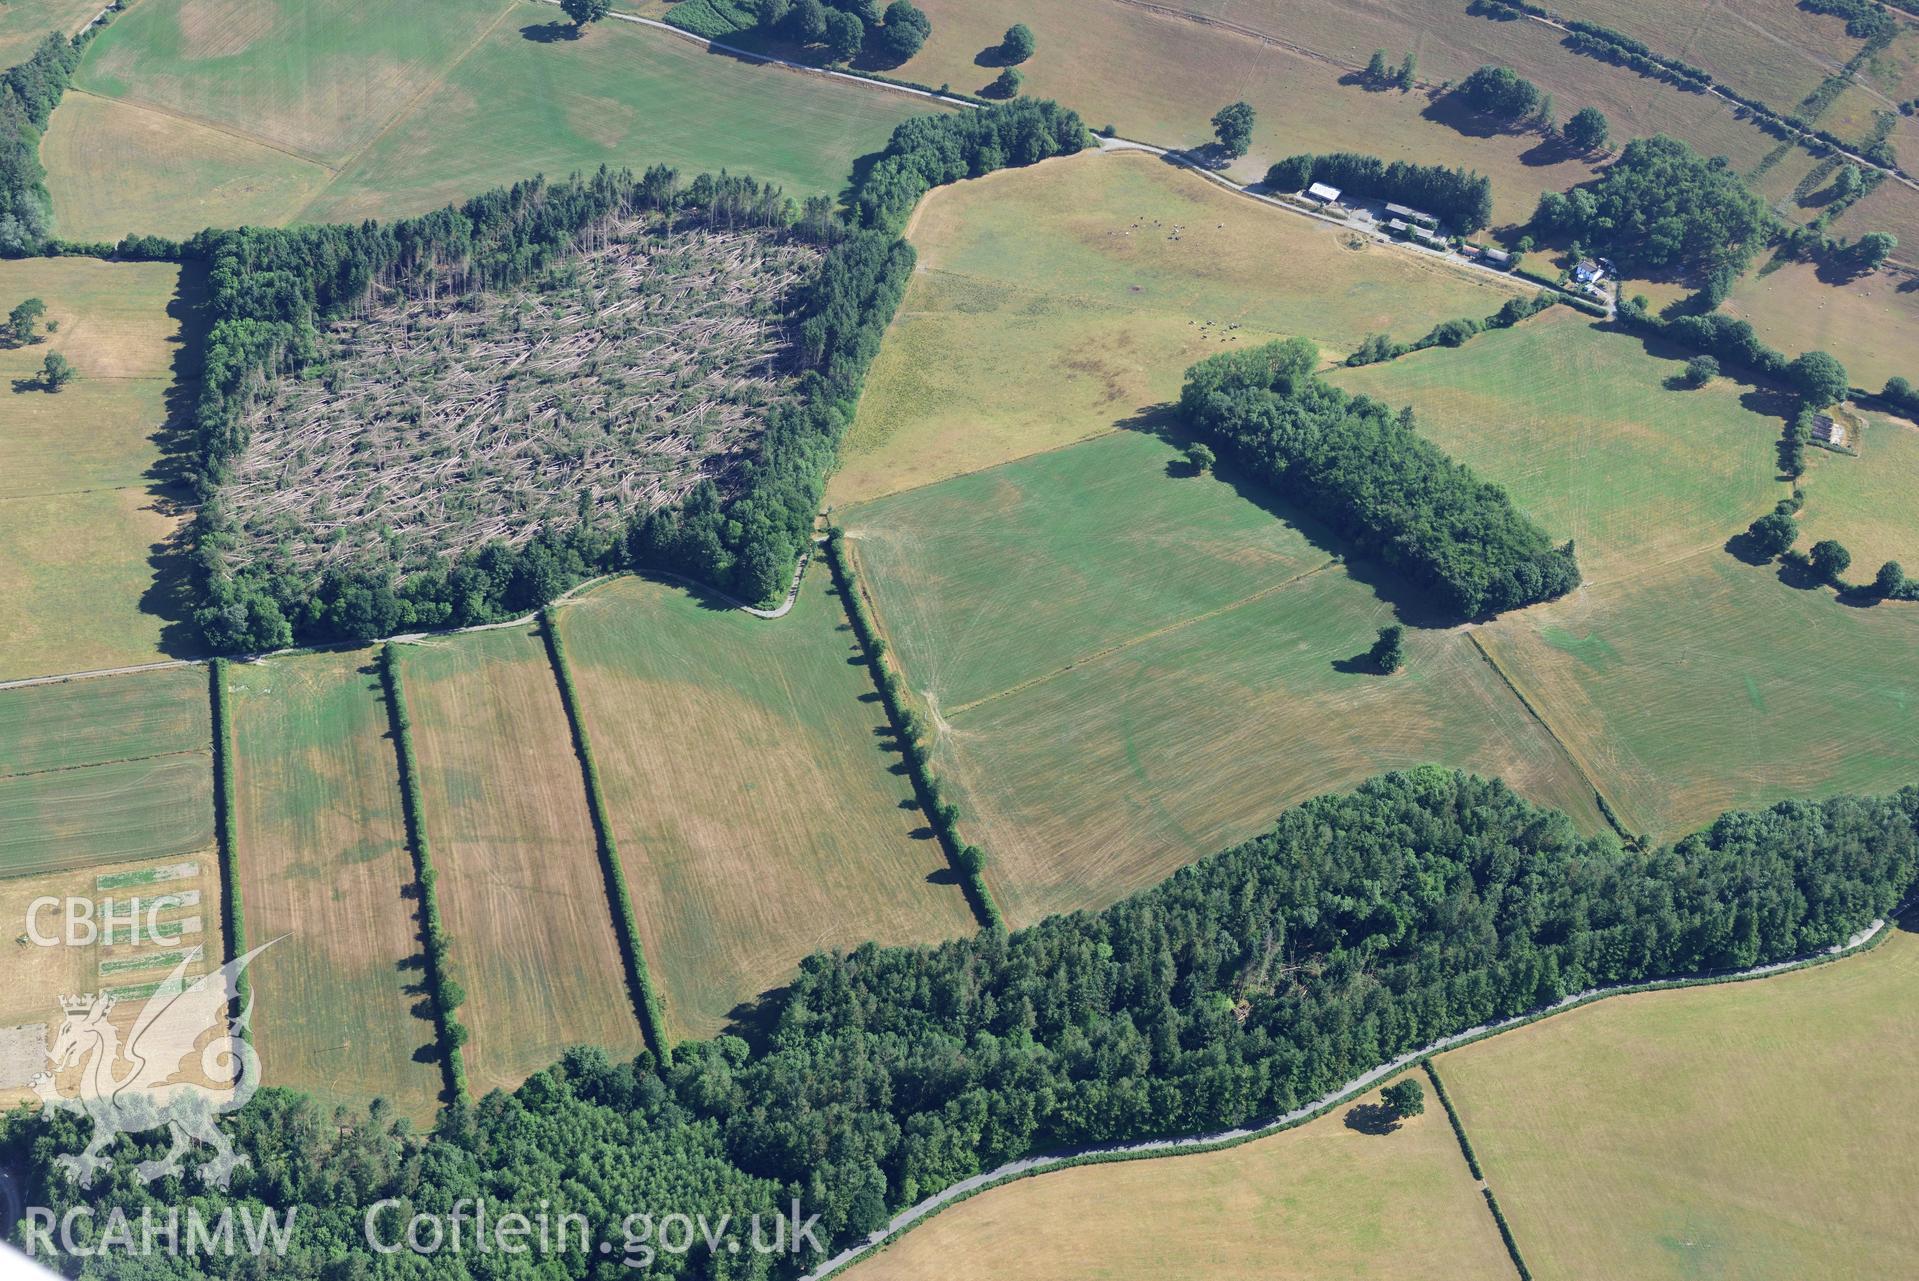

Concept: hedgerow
[[208, 659, 248, 1019]]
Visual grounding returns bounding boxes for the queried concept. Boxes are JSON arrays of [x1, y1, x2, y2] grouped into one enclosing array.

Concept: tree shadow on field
[[838, 148, 887, 221], [1117, 405, 1460, 629], [722, 984, 794, 1054], [519, 21, 577, 42], [139, 264, 217, 660], [1344, 1103, 1402, 1135]]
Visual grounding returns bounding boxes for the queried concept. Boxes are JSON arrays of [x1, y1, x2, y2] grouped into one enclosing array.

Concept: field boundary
[[377, 643, 467, 1104], [801, 914, 1895, 1279], [539, 608, 672, 1066], [208, 659, 247, 1016], [1426, 1060, 1535, 1281]]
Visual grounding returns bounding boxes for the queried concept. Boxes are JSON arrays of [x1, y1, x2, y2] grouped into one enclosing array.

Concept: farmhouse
[[1384, 202, 1439, 228], [1574, 259, 1606, 284], [1812, 414, 1850, 447], [1306, 182, 1342, 206]]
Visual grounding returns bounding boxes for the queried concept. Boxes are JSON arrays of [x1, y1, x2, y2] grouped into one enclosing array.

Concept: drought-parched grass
[[228, 648, 442, 1125], [1332, 309, 1789, 582], [0, 0, 102, 64], [0, 667, 213, 877], [0, 665, 209, 777], [1474, 550, 1919, 841], [399, 624, 646, 1094], [832, 152, 1532, 504], [1726, 259, 1919, 399], [846, 429, 1605, 927], [1437, 925, 1919, 1281], [1796, 412, 1919, 581], [0, 257, 202, 680], [559, 575, 976, 1042], [846, 1078, 1512, 1281]]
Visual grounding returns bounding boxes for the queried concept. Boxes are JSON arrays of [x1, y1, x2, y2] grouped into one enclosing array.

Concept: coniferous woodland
[[190, 101, 1089, 652], [1179, 338, 1581, 618], [6, 770, 1915, 1277]]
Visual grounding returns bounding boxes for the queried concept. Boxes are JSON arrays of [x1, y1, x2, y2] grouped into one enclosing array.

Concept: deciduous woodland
[[1179, 338, 1581, 619], [7, 770, 1914, 1277]]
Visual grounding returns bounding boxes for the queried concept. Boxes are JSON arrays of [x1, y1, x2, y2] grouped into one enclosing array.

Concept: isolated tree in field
[[1365, 49, 1388, 83], [1381, 1079, 1425, 1118], [1855, 231, 1897, 271], [1459, 65, 1541, 121], [1746, 511, 1798, 558], [1563, 106, 1609, 152], [1788, 349, 1850, 407], [791, 0, 829, 43], [1369, 624, 1405, 674], [1810, 538, 1852, 583], [878, 0, 930, 60], [1184, 442, 1216, 475], [39, 351, 73, 391], [1001, 22, 1035, 64], [6, 297, 46, 344], [1211, 101, 1256, 158], [988, 66, 1022, 98], [825, 10, 863, 61], [1684, 354, 1718, 387], [1874, 560, 1907, 597], [560, 0, 610, 32]]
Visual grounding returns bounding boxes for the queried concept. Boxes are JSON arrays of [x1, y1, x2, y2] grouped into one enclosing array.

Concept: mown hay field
[[559, 574, 975, 1043], [0, 0, 103, 63], [1795, 411, 1919, 574], [0, 853, 223, 1108], [398, 624, 647, 1094], [1332, 309, 1788, 583], [0, 258, 201, 680], [0, 667, 213, 877], [832, 152, 1533, 504], [845, 429, 1605, 927], [1437, 925, 1919, 1281], [1474, 550, 1919, 841], [846, 1076, 1511, 1281], [228, 648, 442, 1125], [1725, 259, 1919, 399], [46, 0, 935, 239]]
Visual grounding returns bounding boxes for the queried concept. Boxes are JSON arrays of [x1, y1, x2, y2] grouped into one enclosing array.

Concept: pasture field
[[847, 1077, 1511, 1281], [1725, 259, 1919, 397], [0, 853, 223, 1108], [832, 152, 1531, 504], [0, 257, 202, 680], [0, 668, 214, 878], [1437, 925, 1919, 1281], [0, 0, 102, 64], [558, 575, 976, 1042], [1474, 550, 1919, 841], [398, 624, 647, 1093], [228, 648, 442, 1125], [46, 0, 933, 235], [1332, 308, 1788, 582], [1795, 411, 1919, 575], [846, 429, 1605, 927]]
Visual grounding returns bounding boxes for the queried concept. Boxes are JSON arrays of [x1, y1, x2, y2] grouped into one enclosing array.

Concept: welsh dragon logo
[[31, 943, 274, 1190]]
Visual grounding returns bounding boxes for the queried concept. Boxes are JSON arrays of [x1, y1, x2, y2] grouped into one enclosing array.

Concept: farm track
[[802, 913, 1895, 1279]]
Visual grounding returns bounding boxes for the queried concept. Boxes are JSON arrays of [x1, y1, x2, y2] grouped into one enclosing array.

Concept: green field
[[846, 429, 1605, 927], [1438, 925, 1919, 1280], [847, 1077, 1511, 1281], [228, 648, 442, 1125], [398, 624, 648, 1094], [1475, 550, 1919, 841], [0, 0, 101, 63], [833, 151, 1532, 504], [1333, 308, 1789, 582], [46, 0, 935, 239], [0, 667, 213, 877], [0, 258, 203, 680], [559, 575, 977, 1041], [1795, 413, 1919, 575]]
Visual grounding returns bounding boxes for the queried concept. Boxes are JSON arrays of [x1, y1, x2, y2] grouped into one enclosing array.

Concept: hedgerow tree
[[5, 296, 45, 344], [1381, 1079, 1425, 1118], [1211, 100, 1256, 158], [1184, 442, 1216, 475], [39, 350, 73, 391], [1001, 22, 1035, 64], [826, 9, 863, 61], [1563, 105, 1609, 152], [1366, 49, 1388, 83], [1810, 538, 1852, 584], [560, 0, 610, 32], [792, 0, 828, 43], [988, 66, 1022, 98], [1397, 51, 1416, 89], [878, 0, 930, 60], [1370, 624, 1405, 674], [1875, 560, 1907, 597], [1746, 511, 1798, 558], [1789, 350, 1850, 407], [1855, 232, 1897, 271], [1684, 354, 1719, 387]]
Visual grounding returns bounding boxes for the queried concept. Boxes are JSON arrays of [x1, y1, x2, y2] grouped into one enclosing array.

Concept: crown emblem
[[59, 992, 103, 1014]]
